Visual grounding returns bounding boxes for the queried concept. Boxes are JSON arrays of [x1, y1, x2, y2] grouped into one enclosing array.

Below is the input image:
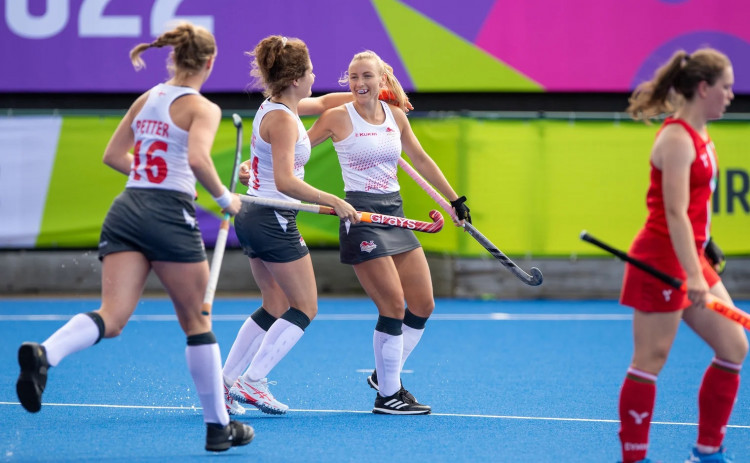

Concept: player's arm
[[267, 111, 358, 222], [298, 92, 353, 116], [658, 126, 708, 305], [307, 106, 350, 147], [187, 99, 240, 214], [102, 92, 148, 175], [394, 107, 470, 224]]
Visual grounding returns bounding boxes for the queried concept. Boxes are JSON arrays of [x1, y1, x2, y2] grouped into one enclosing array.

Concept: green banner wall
[[33, 116, 750, 256]]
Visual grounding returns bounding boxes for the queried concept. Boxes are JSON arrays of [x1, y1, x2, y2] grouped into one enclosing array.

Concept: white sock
[[222, 317, 266, 387], [42, 313, 100, 367], [400, 324, 424, 371], [374, 330, 403, 397], [186, 343, 229, 426], [244, 319, 304, 382]]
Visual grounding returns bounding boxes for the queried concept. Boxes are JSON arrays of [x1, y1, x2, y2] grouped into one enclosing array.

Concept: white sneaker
[[224, 383, 246, 416], [229, 377, 289, 415]]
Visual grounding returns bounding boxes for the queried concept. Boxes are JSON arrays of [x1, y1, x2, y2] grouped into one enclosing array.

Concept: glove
[[704, 237, 726, 274], [450, 196, 471, 224]]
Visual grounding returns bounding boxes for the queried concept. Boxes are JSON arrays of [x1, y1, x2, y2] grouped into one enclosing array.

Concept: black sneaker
[[372, 388, 431, 415], [205, 420, 255, 452], [16, 342, 49, 413], [367, 369, 419, 403]]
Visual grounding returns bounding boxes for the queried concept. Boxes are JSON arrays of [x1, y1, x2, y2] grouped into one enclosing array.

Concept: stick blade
[[527, 267, 544, 286]]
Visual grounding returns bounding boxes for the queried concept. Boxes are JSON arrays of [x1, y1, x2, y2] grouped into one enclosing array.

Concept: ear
[[206, 56, 214, 71], [697, 80, 709, 98]]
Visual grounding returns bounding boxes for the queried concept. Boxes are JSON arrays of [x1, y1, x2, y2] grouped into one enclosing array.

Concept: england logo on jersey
[[360, 240, 377, 253]]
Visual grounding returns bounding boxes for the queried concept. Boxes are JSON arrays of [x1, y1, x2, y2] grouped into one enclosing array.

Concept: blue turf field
[[1, 298, 749, 462]]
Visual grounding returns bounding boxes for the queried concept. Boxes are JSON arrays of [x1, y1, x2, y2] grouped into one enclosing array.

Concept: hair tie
[[281, 36, 288, 48]]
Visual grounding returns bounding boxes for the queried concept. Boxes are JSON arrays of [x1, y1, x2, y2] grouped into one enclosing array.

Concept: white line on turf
[[0, 402, 747, 429], [0, 313, 632, 322]]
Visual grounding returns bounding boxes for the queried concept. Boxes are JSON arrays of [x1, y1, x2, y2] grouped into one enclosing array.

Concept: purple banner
[[1, 0, 412, 93], [3, 0, 750, 93]]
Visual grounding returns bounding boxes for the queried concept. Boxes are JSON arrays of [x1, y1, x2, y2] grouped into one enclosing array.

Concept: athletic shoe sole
[[372, 407, 431, 415], [17, 343, 47, 413], [229, 389, 288, 415]]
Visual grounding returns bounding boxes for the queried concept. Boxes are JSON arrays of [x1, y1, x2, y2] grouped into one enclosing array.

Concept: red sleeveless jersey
[[643, 117, 718, 246]]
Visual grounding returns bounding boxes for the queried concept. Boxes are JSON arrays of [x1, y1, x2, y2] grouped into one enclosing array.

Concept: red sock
[[619, 369, 656, 463], [697, 360, 741, 447]]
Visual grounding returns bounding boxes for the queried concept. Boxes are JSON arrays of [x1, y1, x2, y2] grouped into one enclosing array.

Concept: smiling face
[[347, 57, 384, 102], [704, 66, 734, 120]]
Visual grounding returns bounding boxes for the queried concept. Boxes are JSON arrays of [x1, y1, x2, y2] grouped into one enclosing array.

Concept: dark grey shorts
[[339, 191, 421, 265], [234, 200, 309, 263], [98, 188, 206, 262]]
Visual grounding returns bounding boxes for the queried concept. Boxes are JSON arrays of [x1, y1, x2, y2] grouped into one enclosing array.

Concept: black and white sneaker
[[205, 420, 255, 452], [372, 388, 431, 415], [367, 369, 419, 403], [16, 342, 49, 413]]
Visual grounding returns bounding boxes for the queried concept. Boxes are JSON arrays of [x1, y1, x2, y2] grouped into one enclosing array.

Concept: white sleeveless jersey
[[126, 83, 199, 196], [333, 101, 402, 193], [246, 99, 311, 202]]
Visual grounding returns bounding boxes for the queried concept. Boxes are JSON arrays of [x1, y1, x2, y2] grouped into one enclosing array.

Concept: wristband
[[213, 186, 232, 208]]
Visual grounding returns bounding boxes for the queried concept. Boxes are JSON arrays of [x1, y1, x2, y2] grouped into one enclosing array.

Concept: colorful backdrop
[[2, 0, 750, 93], [2, 114, 748, 256]]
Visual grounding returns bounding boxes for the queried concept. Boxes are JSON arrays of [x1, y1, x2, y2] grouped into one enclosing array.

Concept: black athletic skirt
[[233, 199, 309, 263], [339, 191, 420, 265], [99, 188, 206, 262]]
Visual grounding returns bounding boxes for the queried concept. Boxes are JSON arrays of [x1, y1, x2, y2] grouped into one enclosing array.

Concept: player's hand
[[238, 160, 252, 187], [333, 198, 360, 224], [704, 237, 726, 274], [223, 194, 242, 216], [378, 88, 414, 113], [450, 195, 471, 225], [686, 273, 710, 309]]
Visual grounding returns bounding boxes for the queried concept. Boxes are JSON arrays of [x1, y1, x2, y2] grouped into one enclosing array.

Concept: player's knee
[[404, 308, 430, 329], [726, 334, 749, 363], [288, 303, 317, 321], [635, 347, 670, 372], [407, 301, 435, 318], [85, 311, 107, 342], [282, 307, 312, 330], [94, 311, 126, 339]]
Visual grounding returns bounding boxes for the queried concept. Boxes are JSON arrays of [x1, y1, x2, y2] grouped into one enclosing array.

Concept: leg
[[250, 257, 291, 318], [232, 257, 316, 414], [355, 256, 406, 398], [619, 309, 682, 463], [683, 281, 748, 454], [47, 251, 150, 363], [17, 252, 150, 413], [393, 248, 434, 369], [223, 258, 285, 386], [152, 261, 227, 427], [153, 260, 253, 452]]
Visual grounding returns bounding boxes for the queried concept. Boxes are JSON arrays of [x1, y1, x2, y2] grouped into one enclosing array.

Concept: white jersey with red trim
[[333, 101, 402, 193], [246, 99, 311, 202], [126, 83, 199, 196]]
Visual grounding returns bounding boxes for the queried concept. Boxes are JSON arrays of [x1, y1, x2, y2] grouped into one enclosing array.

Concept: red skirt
[[620, 228, 720, 313]]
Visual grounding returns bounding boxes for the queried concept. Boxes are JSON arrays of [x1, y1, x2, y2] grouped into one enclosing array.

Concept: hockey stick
[[397, 158, 543, 286], [579, 230, 750, 330], [239, 195, 444, 233], [201, 113, 244, 316]]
